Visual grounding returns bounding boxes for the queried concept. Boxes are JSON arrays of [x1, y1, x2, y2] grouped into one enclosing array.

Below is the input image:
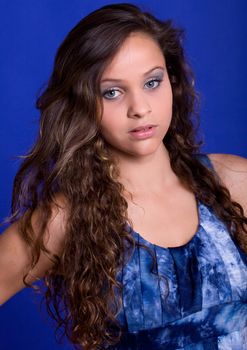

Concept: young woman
[[0, 3, 247, 349]]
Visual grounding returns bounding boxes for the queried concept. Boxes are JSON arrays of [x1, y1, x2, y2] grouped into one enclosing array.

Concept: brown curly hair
[[4, 3, 247, 349]]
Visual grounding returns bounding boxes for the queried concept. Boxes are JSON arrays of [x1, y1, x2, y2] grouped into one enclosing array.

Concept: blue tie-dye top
[[111, 154, 247, 349]]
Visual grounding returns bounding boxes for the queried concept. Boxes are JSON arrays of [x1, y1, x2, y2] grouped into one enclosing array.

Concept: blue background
[[0, 1, 246, 349]]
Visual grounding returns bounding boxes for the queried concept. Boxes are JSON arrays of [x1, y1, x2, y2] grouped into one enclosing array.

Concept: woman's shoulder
[[207, 153, 247, 180], [207, 153, 247, 214]]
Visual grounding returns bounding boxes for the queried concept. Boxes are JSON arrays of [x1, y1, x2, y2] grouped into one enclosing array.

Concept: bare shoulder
[[0, 192, 69, 305], [207, 153, 247, 212], [207, 153, 247, 182]]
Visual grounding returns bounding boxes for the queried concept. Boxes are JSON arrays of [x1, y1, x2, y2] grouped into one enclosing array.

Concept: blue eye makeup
[[101, 76, 163, 100], [144, 77, 163, 89], [102, 88, 121, 100]]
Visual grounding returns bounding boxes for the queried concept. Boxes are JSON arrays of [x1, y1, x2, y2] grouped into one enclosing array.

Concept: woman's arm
[[0, 194, 68, 305], [208, 153, 247, 215]]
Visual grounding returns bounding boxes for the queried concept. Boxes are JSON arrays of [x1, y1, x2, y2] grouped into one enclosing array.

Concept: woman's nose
[[127, 91, 152, 118]]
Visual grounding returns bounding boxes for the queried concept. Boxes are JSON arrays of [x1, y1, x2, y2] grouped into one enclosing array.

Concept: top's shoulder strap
[[194, 153, 214, 171]]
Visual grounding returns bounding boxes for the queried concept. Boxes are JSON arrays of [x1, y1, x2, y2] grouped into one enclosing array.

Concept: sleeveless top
[[110, 154, 247, 349]]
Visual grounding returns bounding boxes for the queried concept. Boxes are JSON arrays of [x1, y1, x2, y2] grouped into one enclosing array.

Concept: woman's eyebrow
[[100, 65, 165, 83]]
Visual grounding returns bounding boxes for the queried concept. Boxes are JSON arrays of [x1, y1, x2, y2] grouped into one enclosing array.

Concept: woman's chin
[[111, 143, 164, 160]]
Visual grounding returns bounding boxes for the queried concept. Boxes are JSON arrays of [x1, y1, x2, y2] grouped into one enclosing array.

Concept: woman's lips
[[129, 125, 157, 140], [130, 124, 156, 132]]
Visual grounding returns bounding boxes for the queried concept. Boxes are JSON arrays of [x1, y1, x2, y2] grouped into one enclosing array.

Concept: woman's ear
[[167, 65, 177, 84], [170, 75, 177, 84]]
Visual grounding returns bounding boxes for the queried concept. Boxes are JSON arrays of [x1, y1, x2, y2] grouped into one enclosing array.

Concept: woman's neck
[[111, 143, 179, 195]]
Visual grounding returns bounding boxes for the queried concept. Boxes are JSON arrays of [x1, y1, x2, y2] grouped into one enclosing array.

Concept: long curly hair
[[4, 3, 247, 349]]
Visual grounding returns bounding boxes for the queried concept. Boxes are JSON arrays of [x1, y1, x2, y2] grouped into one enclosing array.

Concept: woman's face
[[99, 32, 173, 159]]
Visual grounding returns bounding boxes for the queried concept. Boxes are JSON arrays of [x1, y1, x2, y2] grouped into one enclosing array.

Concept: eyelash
[[102, 78, 163, 100]]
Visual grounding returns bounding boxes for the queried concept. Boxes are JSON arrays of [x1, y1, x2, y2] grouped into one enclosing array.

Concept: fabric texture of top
[[110, 153, 247, 349]]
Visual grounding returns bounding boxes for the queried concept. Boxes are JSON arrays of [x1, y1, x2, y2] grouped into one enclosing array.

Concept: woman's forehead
[[101, 33, 165, 81]]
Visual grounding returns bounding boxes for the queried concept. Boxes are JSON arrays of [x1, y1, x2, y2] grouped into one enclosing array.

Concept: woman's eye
[[102, 89, 121, 100], [145, 78, 163, 89], [102, 78, 163, 100]]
